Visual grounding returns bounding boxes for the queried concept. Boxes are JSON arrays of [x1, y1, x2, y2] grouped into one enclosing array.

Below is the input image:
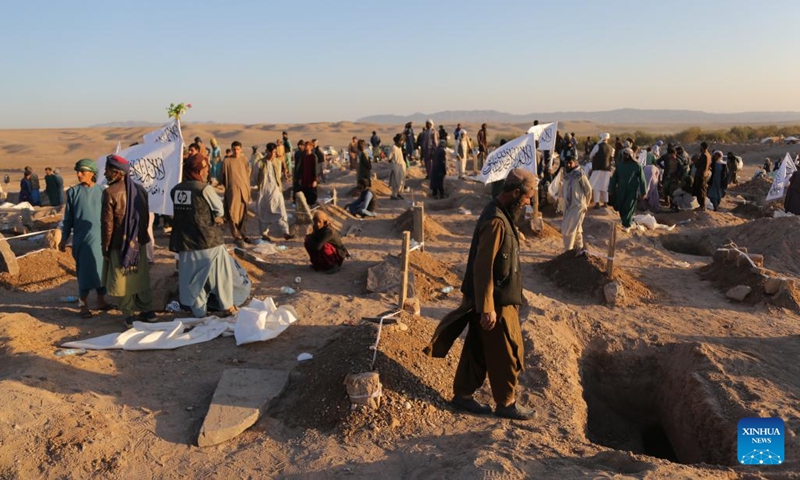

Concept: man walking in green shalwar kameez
[[608, 147, 646, 232]]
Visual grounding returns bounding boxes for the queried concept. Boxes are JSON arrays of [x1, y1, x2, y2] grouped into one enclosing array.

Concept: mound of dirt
[[519, 219, 560, 240], [408, 250, 461, 302], [392, 208, 451, 241], [661, 216, 800, 277], [652, 210, 746, 229], [727, 176, 772, 201], [698, 262, 800, 311], [540, 251, 653, 305], [730, 201, 771, 219], [347, 179, 392, 197], [366, 249, 460, 303], [0, 248, 75, 292], [272, 313, 461, 440]]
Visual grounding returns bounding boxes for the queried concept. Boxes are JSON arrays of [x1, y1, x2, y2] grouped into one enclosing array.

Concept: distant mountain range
[[90, 109, 800, 128], [357, 109, 800, 125]]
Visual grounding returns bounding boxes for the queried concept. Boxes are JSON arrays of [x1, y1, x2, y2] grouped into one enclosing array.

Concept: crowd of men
[[15, 119, 800, 425]]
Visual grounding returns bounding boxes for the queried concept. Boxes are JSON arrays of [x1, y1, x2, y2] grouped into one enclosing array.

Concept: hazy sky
[[2, 0, 799, 128]]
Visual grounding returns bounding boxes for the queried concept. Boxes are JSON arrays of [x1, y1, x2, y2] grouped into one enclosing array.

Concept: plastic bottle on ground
[[59, 296, 79, 303], [55, 348, 86, 357], [280, 286, 296, 294]]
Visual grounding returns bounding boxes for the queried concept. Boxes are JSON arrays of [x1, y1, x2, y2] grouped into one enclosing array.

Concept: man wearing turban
[[59, 159, 111, 318], [425, 168, 538, 421], [100, 155, 155, 326]]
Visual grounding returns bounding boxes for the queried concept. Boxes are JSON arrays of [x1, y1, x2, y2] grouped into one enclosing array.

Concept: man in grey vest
[[424, 168, 538, 420]]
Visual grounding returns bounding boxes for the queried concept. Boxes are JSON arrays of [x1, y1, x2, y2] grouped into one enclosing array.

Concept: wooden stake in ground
[[606, 221, 617, 277], [412, 202, 424, 252], [399, 231, 411, 308]]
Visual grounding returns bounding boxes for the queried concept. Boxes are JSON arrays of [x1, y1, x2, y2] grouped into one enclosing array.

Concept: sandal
[[79, 307, 93, 319], [97, 303, 114, 312]]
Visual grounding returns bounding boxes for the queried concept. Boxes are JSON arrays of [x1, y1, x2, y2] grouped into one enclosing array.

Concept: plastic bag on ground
[[234, 297, 299, 346]]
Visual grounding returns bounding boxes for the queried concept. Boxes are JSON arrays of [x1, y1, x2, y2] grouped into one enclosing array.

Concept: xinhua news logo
[[738, 418, 784, 465]]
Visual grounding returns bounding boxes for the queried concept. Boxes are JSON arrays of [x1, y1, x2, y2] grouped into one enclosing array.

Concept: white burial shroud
[[61, 298, 298, 351]]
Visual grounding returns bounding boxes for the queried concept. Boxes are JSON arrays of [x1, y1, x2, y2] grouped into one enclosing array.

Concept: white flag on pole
[[527, 122, 558, 151], [143, 118, 183, 144], [97, 141, 183, 215], [477, 133, 537, 184], [766, 152, 798, 202]]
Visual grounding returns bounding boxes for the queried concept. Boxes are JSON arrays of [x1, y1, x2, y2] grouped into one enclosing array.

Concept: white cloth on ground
[[61, 297, 297, 351]]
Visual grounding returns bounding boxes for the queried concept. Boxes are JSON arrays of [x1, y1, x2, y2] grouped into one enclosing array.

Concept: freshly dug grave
[[424, 191, 492, 215], [0, 248, 75, 292], [662, 216, 800, 277], [408, 250, 461, 301], [347, 178, 392, 197], [366, 250, 461, 303], [392, 208, 451, 241], [652, 210, 746, 229], [582, 343, 742, 465], [271, 313, 464, 441], [727, 175, 773, 201], [519, 218, 560, 240], [730, 201, 771, 219], [540, 250, 653, 304], [698, 261, 800, 311]]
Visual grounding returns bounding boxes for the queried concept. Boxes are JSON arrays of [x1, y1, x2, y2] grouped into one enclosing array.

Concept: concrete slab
[[197, 368, 289, 447], [0, 234, 19, 276]]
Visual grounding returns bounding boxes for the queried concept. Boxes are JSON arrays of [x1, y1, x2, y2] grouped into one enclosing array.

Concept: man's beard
[[509, 197, 527, 219]]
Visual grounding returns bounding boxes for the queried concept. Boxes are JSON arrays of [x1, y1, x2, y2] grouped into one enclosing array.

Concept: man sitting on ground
[[346, 179, 377, 217], [304, 211, 349, 273]]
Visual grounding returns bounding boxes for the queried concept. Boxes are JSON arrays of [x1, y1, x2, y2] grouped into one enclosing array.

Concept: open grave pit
[[582, 343, 741, 466]]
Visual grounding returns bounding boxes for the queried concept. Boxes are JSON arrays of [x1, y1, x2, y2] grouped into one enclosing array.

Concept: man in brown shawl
[[425, 168, 537, 421], [220, 141, 251, 247]]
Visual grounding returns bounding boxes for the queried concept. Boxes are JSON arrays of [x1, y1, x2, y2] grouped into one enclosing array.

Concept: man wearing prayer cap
[[588, 133, 614, 208], [59, 159, 111, 318], [425, 167, 538, 421], [101, 154, 156, 326], [170, 154, 238, 318]]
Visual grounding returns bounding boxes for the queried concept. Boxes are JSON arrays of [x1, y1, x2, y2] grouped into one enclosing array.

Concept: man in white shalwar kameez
[[588, 133, 615, 208], [456, 131, 470, 179], [388, 133, 407, 199], [256, 143, 291, 240], [560, 155, 592, 251]]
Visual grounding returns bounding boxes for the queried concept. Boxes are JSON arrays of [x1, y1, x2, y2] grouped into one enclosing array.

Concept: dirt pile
[[519, 219, 560, 240], [661, 216, 800, 275], [347, 179, 392, 197], [0, 248, 75, 292], [540, 251, 653, 305], [698, 261, 800, 311], [653, 210, 745, 229], [408, 250, 461, 301], [716, 217, 800, 277], [365, 250, 459, 303], [727, 176, 772, 201], [272, 313, 461, 440], [730, 199, 786, 220], [392, 208, 451, 241]]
